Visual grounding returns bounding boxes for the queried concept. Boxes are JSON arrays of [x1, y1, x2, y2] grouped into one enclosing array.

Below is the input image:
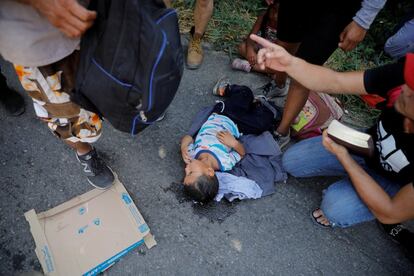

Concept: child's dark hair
[[183, 174, 219, 203]]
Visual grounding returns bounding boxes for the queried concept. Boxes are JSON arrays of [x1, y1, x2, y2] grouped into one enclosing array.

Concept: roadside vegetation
[[174, 0, 411, 127]]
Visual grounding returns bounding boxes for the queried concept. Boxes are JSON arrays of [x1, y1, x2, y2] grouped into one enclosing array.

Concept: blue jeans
[[384, 18, 414, 59], [282, 136, 401, 228]]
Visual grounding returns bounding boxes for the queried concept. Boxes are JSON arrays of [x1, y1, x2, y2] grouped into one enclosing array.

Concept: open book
[[327, 120, 374, 157]]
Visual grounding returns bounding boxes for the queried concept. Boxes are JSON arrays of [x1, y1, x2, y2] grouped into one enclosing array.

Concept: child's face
[[183, 159, 213, 185]]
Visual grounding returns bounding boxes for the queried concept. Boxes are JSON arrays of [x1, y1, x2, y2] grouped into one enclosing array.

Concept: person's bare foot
[[312, 208, 331, 227]]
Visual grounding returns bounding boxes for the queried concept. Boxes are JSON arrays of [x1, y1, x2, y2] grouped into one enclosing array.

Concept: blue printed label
[[78, 225, 89, 234], [122, 193, 132, 205], [93, 218, 101, 226], [138, 224, 149, 233], [41, 245, 54, 272], [83, 239, 144, 276], [79, 207, 86, 215]]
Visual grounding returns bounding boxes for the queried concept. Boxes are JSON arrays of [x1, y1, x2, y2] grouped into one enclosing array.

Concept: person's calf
[[74, 142, 93, 156], [276, 81, 310, 136]]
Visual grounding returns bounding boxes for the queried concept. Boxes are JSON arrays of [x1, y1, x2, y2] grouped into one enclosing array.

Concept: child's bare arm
[[216, 131, 246, 158], [246, 12, 266, 46], [232, 140, 246, 158], [180, 135, 194, 164]]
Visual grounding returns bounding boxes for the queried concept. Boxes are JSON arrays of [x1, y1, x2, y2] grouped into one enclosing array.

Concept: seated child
[[180, 81, 279, 203], [233, 1, 279, 74]]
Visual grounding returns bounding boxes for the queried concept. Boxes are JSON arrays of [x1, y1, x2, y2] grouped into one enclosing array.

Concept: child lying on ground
[[180, 80, 280, 203], [181, 115, 245, 203]]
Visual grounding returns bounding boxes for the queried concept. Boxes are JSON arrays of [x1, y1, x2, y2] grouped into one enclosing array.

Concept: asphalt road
[[1, 46, 413, 275]]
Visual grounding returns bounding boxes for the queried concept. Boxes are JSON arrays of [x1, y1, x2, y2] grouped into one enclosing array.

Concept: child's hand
[[180, 135, 193, 164], [217, 131, 238, 148], [181, 147, 191, 164], [246, 44, 257, 66]]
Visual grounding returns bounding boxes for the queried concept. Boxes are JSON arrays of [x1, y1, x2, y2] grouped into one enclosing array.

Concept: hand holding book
[[325, 120, 374, 158]]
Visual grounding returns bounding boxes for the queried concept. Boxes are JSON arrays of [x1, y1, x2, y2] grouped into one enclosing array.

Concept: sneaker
[[232, 58, 251, 72], [76, 148, 115, 189], [273, 130, 290, 149], [256, 78, 290, 99], [212, 76, 231, 96], [186, 27, 204, 69]]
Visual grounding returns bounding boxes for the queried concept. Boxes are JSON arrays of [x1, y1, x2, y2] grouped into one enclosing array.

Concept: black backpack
[[74, 0, 183, 134]]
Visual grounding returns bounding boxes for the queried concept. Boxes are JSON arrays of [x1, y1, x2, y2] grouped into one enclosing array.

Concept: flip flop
[[311, 208, 332, 228]]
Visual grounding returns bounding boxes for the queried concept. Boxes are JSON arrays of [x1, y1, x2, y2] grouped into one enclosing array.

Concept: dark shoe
[[76, 148, 115, 189], [255, 79, 290, 99], [273, 129, 291, 149], [0, 86, 25, 116], [378, 222, 414, 258]]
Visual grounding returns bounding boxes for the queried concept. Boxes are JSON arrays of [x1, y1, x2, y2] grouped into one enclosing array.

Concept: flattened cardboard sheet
[[25, 177, 156, 276]]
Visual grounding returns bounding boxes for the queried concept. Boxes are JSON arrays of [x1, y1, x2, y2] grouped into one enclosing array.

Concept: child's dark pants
[[213, 84, 280, 135]]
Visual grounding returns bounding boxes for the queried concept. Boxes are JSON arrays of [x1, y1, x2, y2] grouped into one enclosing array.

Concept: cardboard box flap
[[25, 209, 58, 275], [25, 177, 155, 276], [143, 233, 157, 249]]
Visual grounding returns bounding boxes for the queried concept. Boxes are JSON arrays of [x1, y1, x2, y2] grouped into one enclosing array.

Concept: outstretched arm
[[322, 131, 414, 224], [17, 0, 96, 38], [250, 34, 367, 95]]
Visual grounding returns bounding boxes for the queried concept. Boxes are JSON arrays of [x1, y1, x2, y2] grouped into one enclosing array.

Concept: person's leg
[[283, 136, 402, 228], [0, 68, 25, 116], [235, 40, 279, 74], [14, 52, 114, 189], [187, 0, 213, 69], [384, 18, 414, 59], [163, 0, 172, 8], [282, 136, 365, 177], [275, 1, 360, 138], [238, 41, 247, 57], [271, 0, 307, 88], [194, 0, 213, 36], [319, 172, 401, 228], [275, 80, 309, 136], [221, 85, 276, 134], [224, 84, 254, 111]]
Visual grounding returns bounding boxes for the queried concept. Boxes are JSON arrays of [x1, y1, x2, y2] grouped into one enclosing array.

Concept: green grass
[[174, 0, 263, 51], [174, 0, 410, 128]]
